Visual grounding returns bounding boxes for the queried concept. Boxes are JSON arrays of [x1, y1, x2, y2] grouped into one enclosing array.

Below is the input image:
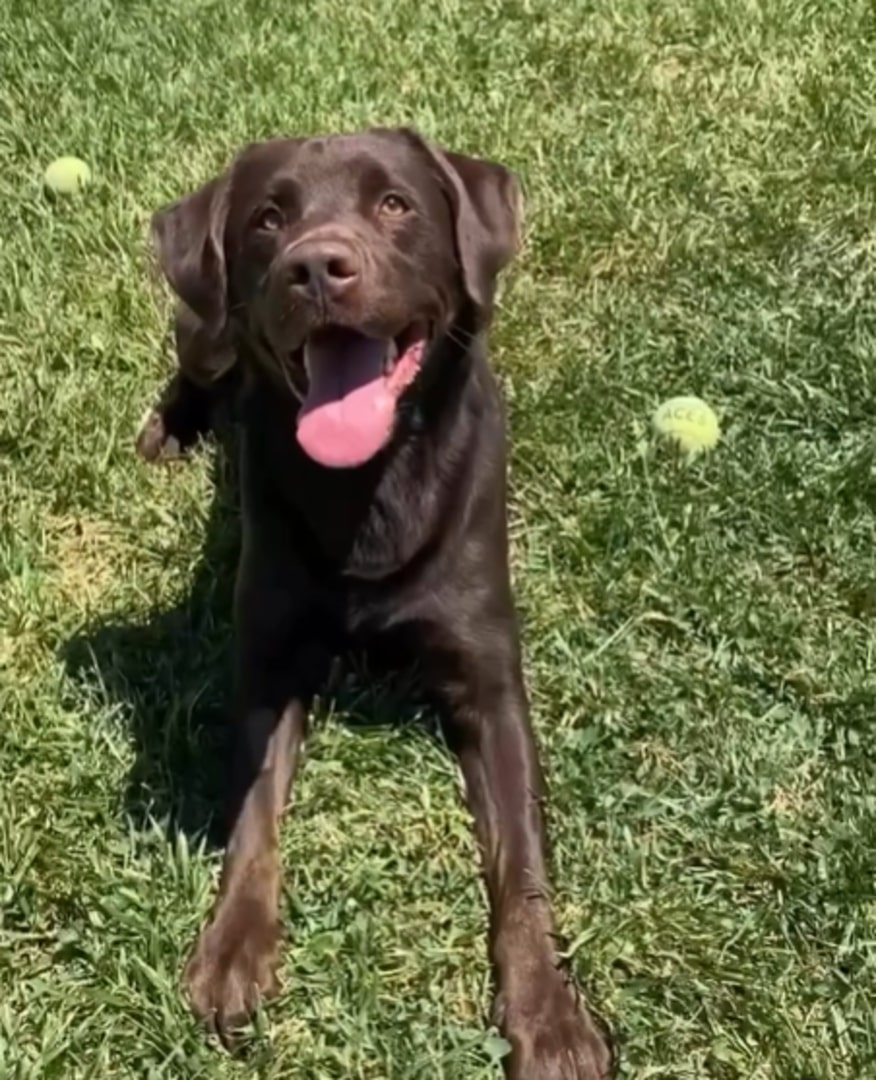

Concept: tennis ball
[[44, 156, 92, 195], [652, 395, 720, 454]]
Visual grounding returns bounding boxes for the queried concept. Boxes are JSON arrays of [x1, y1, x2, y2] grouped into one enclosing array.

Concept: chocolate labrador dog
[[139, 127, 612, 1079]]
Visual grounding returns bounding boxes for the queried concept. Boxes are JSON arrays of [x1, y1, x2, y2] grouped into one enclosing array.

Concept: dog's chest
[[241, 428, 441, 578], [306, 454, 441, 578]]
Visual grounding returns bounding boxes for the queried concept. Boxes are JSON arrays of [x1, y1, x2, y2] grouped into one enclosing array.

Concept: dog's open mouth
[[295, 323, 428, 468]]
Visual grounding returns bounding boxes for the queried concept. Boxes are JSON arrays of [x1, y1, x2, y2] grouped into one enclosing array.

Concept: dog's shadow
[[60, 438, 430, 849], [60, 446, 240, 846]]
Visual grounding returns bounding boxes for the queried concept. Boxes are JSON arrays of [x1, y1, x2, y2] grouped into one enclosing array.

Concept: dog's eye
[[379, 193, 410, 217], [256, 206, 284, 232]]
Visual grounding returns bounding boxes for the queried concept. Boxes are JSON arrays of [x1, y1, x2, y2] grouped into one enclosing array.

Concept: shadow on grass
[[60, 444, 241, 847], [59, 434, 433, 849]]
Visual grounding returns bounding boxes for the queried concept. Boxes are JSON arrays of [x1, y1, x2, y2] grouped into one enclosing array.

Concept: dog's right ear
[[151, 173, 230, 339], [173, 301, 236, 385]]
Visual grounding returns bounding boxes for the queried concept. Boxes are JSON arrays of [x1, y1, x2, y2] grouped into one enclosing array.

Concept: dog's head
[[151, 128, 521, 469]]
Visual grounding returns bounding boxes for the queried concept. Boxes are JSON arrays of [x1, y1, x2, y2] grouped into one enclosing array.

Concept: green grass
[[2, 0, 876, 1076]]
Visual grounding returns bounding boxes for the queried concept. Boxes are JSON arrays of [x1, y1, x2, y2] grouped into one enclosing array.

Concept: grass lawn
[[2, 0, 876, 1076]]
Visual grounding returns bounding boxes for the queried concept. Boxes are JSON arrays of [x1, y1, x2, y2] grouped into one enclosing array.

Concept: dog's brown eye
[[256, 207, 284, 232], [380, 193, 409, 217]]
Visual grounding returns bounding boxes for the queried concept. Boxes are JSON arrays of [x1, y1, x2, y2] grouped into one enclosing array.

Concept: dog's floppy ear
[[414, 135, 523, 314], [172, 300, 236, 386], [151, 173, 230, 339]]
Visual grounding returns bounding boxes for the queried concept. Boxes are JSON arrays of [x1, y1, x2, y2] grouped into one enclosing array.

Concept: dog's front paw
[[499, 971, 613, 1080], [184, 902, 281, 1037]]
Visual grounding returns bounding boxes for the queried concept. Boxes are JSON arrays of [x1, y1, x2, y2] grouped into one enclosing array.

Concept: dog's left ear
[[402, 131, 523, 314], [436, 149, 523, 312]]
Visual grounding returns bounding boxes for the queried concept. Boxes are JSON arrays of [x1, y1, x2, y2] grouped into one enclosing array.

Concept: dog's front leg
[[433, 630, 613, 1080], [184, 550, 329, 1039], [183, 696, 308, 1038]]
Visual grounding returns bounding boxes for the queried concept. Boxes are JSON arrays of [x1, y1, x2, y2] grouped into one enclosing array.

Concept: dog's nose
[[285, 238, 359, 300]]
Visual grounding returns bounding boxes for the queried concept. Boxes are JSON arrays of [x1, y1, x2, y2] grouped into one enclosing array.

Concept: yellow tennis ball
[[653, 395, 720, 454], [44, 156, 92, 195]]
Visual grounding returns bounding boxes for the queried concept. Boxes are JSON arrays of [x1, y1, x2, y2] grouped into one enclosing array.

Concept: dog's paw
[[135, 408, 182, 463], [184, 905, 281, 1038], [499, 973, 613, 1080]]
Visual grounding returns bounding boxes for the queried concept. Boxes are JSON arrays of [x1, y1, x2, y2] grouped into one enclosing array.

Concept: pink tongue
[[297, 332, 396, 469]]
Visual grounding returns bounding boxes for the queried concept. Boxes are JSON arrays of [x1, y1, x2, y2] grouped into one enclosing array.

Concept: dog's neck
[[235, 322, 499, 582]]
